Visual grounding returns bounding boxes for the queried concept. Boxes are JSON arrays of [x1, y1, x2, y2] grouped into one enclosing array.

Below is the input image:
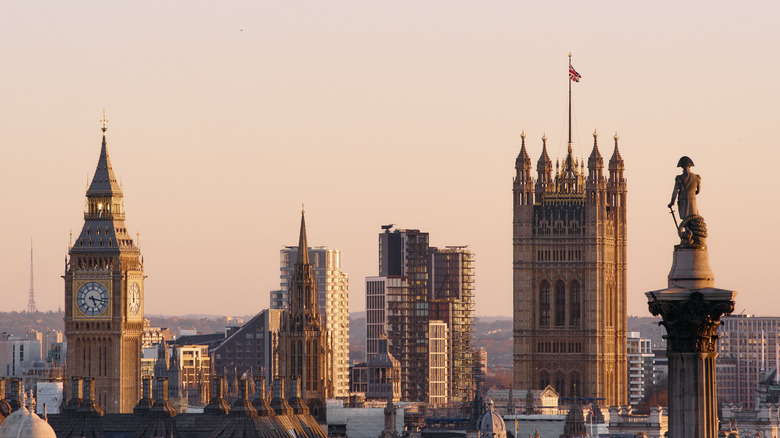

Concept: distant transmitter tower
[[28, 239, 37, 314]]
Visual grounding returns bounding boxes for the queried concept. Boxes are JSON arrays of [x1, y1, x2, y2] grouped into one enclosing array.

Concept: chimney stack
[[78, 377, 104, 417], [252, 376, 275, 417], [134, 376, 155, 414], [269, 377, 292, 416], [204, 376, 230, 415]]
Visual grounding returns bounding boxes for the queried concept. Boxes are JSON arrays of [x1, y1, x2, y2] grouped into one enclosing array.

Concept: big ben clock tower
[[64, 116, 145, 413]]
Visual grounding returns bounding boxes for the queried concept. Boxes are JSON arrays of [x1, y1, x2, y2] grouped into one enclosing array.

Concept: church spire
[[297, 206, 309, 265]]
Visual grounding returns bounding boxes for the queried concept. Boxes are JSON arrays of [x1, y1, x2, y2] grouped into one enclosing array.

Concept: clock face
[[77, 282, 109, 316], [128, 282, 141, 315]]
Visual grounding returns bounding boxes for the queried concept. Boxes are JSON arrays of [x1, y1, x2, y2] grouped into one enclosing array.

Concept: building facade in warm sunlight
[[277, 211, 331, 420], [377, 228, 432, 403], [64, 124, 144, 413], [513, 131, 627, 405], [717, 314, 780, 410], [271, 245, 350, 399]]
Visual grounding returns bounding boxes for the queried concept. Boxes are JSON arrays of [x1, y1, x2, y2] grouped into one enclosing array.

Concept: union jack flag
[[569, 62, 581, 82]]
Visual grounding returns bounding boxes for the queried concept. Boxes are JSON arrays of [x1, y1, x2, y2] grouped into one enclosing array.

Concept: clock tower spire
[[64, 117, 145, 413]]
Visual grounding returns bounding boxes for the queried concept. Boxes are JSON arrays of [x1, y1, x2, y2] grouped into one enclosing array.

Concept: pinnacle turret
[[588, 130, 604, 182], [608, 133, 625, 183], [514, 131, 533, 204], [534, 135, 554, 202], [515, 131, 531, 170], [536, 134, 552, 174]]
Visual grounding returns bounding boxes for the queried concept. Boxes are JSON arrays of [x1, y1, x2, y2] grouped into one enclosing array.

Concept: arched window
[[555, 281, 566, 326], [554, 372, 566, 395], [539, 370, 550, 390], [570, 371, 580, 397], [539, 281, 550, 327], [570, 280, 581, 327]]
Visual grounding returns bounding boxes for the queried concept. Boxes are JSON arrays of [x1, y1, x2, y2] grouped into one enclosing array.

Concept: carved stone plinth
[[668, 245, 715, 289], [646, 288, 736, 438]]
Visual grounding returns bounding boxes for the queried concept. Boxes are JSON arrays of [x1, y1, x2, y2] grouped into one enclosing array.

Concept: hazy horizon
[[1, 1, 778, 318]]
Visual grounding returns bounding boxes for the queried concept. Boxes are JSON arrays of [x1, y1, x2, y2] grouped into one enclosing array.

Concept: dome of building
[[477, 400, 507, 438], [0, 407, 57, 438]]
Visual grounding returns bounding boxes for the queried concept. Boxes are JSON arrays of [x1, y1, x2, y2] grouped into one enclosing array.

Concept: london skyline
[[1, 1, 777, 317]]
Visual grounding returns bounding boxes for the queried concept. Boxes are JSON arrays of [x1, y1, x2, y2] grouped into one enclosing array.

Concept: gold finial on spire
[[301, 203, 305, 216], [101, 108, 108, 133], [593, 129, 598, 139], [542, 133, 547, 143], [614, 132, 619, 142], [521, 130, 526, 140], [569, 52, 572, 59]]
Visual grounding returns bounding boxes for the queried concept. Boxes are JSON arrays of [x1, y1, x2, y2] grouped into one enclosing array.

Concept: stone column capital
[[647, 289, 736, 354]]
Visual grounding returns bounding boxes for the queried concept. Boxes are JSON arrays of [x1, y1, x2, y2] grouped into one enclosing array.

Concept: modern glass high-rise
[[371, 226, 475, 404], [429, 246, 475, 403], [272, 245, 350, 399], [376, 228, 430, 402]]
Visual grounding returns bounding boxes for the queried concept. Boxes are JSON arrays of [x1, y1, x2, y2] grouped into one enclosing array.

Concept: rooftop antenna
[[27, 238, 37, 314]]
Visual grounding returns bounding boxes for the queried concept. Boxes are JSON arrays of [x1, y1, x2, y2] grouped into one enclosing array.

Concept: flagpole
[[568, 52, 572, 146]]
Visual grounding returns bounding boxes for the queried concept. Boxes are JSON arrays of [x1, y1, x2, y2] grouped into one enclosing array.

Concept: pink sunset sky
[[1, 1, 778, 317]]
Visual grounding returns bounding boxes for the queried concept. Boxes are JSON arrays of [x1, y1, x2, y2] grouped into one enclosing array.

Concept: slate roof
[[87, 132, 122, 197]]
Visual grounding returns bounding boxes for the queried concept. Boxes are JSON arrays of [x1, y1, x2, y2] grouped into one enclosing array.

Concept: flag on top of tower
[[569, 62, 581, 82]]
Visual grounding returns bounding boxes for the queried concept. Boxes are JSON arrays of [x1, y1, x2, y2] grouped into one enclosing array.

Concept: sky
[[1, 1, 778, 318]]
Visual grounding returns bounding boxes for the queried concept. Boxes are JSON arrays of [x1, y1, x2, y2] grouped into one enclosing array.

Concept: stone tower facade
[[64, 123, 145, 413], [278, 210, 331, 420], [273, 246, 350, 398], [513, 131, 627, 405]]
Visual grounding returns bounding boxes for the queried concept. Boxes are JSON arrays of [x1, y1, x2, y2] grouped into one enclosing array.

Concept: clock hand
[[90, 296, 98, 305]]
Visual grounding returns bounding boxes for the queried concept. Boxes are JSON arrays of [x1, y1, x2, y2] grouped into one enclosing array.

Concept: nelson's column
[[647, 156, 736, 438], [64, 118, 145, 413]]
